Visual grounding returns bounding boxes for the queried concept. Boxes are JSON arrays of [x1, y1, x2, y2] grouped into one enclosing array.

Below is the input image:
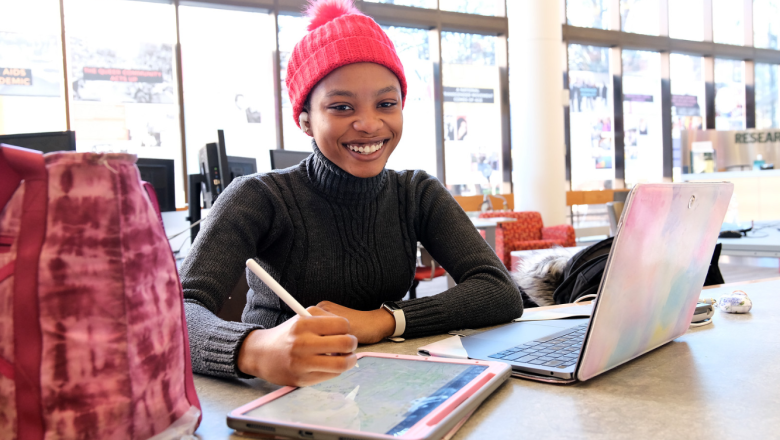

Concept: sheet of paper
[[513, 302, 593, 322]]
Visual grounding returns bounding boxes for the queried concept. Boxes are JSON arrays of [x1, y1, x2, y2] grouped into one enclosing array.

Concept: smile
[[345, 140, 385, 155]]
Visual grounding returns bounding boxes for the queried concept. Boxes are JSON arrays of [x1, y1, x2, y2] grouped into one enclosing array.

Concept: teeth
[[347, 140, 384, 155]]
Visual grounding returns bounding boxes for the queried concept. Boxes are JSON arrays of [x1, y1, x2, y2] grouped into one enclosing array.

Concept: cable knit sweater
[[180, 145, 523, 378]]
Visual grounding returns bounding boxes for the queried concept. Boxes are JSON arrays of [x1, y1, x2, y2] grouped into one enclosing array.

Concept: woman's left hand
[[316, 301, 396, 344]]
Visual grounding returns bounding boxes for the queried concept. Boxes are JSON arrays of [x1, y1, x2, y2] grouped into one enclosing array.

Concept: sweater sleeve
[[396, 172, 523, 338], [179, 176, 274, 378]]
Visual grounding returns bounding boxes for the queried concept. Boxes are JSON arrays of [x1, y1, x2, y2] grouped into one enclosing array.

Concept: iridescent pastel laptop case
[[577, 182, 734, 381]]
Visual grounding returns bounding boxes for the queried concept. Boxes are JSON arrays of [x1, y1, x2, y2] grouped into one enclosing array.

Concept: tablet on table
[[228, 352, 511, 440]]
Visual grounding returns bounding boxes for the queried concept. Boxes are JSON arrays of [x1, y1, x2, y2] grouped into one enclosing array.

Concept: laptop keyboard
[[487, 323, 588, 369]]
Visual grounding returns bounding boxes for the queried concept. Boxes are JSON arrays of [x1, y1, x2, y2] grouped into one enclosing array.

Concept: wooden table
[[193, 277, 780, 439]]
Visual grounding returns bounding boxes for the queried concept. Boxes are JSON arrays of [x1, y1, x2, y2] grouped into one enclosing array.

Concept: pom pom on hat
[[286, 0, 407, 132], [305, 0, 363, 31]]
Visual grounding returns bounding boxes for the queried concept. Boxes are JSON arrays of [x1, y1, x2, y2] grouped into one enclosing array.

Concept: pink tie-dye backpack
[[0, 144, 201, 439]]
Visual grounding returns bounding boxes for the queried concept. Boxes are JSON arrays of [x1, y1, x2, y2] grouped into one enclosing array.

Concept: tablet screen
[[242, 356, 487, 436]]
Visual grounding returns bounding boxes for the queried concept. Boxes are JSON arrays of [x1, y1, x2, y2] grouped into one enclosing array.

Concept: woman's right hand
[[237, 306, 358, 387]]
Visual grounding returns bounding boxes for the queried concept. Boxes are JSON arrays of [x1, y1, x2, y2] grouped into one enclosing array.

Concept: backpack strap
[[1, 144, 48, 440]]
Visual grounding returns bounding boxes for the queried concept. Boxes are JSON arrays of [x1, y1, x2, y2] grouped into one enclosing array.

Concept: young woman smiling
[[180, 0, 522, 387]]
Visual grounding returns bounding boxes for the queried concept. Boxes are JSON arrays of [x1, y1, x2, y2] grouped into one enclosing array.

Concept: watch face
[[383, 301, 400, 311]]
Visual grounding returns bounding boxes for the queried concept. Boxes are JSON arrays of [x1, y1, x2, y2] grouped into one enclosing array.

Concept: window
[[363, 0, 436, 8], [620, 0, 659, 36], [622, 50, 662, 186], [439, 0, 505, 17], [713, 0, 744, 46], [567, 0, 610, 30], [568, 44, 614, 191], [277, 14, 312, 152], [670, 54, 706, 177], [669, 0, 704, 41], [754, 0, 780, 50], [0, 0, 67, 135], [179, 5, 277, 177], [64, 0, 185, 206], [755, 63, 780, 129], [381, 26, 437, 177], [441, 31, 501, 196], [714, 59, 745, 130]]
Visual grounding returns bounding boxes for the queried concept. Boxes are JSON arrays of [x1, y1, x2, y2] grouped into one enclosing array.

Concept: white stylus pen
[[245, 259, 358, 367], [246, 259, 311, 317]]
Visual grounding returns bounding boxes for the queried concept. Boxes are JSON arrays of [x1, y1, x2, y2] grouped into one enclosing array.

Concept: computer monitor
[[0, 131, 77, 153], [135, 158, 176, 212], [198, 129, 230, 209], [269, 149, 311, 170], [227, 155, 258, 180]]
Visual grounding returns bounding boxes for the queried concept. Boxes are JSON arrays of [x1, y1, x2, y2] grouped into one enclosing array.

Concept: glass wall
[[754, 0, 780, 50], [442, 31, 501, 196], [63, 0, 185, 206], [179, 6, 277, 177], [755, 63, 779, 129], [567, 0, 610, 30], [670, 54, 706, 177], [0, 0, 67, 135], [277, 14, 311, 152], [568, 44, 614, 190], [713, 0, 744, 46], [620, 0, 659, 36], [714, 58, 746, 130], [669, 0, 704, 41], [622, 50, 662, 187], [439, 0, 505, 17], [381, 26, 437, 177]]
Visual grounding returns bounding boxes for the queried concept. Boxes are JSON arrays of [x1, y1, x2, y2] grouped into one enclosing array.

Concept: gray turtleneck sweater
[[180, 145, 523, 378]]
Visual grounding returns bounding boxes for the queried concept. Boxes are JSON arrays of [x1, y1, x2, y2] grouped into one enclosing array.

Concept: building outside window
[[567, 0, 610, 30], [179, 5, 277, 179], [277, 14, 311, 152], [714, 58, 746, 130], [670, 53, 706, 178], [442, 31, 501, 196], [381, 26, 437, 177], [64, 0, 185, 206], [568, 44, 614, 191], [0, 0, 67, 135], [754, 0, 780, 50], [668, 0, 704, 41], [620, 0, 659, 36], [439, 0, 505, 17], [622, 50, 662, 187], [713, 0, 744, 46], [755, 63, 779, 129]]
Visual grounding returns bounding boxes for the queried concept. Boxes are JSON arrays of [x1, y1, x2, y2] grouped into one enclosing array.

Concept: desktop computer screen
[[0, 131, 77, 153], [135, 158, 176, 212], [227, 156, 258, 180], [270, 150, 311, 170]]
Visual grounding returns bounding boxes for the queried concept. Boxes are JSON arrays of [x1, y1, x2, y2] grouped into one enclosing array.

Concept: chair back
[[479, 211, 544, 241], [606, 201, 624, 236], [488, 194, 513, 211], [454, 194, 514, 212]]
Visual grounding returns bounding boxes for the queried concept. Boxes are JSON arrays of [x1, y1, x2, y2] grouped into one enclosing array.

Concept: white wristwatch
[[381, 301, 406, 337]]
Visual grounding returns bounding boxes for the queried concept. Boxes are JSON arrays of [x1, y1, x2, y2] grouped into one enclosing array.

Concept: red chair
[[409, 243, 447, 299], [478, 211, 576, 268]]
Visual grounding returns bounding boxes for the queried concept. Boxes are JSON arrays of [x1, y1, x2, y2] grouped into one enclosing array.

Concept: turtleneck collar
[[303, 142, 388, 203]]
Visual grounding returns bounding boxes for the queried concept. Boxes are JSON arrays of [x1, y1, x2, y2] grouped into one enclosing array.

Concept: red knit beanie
[[286, 0, 407, 131]]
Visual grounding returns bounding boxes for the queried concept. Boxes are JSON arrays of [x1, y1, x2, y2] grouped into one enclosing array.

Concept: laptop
[[462, 182, 734, 383]]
